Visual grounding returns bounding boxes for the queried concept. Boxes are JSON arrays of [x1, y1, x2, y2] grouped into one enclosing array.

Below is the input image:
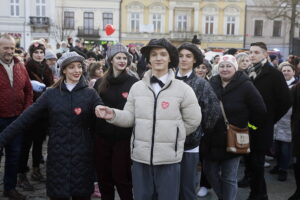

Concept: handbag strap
[[220, 101, 229, 126]]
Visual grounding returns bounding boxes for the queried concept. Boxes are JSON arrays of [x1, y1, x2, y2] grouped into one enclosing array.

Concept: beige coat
[[108, 69, 201, 165]]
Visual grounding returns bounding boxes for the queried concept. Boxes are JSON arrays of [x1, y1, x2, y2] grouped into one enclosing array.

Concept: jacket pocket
[[175, 127, 179, 155]]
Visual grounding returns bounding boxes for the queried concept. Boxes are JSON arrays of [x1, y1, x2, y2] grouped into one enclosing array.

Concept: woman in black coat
[[94, 43, 138, 200], [289, 82, 300, 200], [202, 55, 266, 200], [0, 52, 103, 200]]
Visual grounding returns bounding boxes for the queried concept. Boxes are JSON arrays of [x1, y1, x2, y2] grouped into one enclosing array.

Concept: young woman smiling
[[94, 44, 138, 200], [0, 51, 103, 200]]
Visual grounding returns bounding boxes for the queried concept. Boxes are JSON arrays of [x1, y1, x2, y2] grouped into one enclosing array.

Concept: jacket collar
[[61, 76, 88, 92], [143, 69, 174, 89]]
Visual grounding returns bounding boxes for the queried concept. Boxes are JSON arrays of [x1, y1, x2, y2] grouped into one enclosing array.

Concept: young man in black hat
[[95, 38, 202, 200], [245, 42, 291, 200], [176, 42, 221, 200]]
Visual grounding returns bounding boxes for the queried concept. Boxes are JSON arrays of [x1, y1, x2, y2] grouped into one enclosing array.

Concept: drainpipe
[[243, 4, 247, 49], [119, 0, 122, 42]]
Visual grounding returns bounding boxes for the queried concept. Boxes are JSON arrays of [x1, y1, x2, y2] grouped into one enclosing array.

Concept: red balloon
[[105, 24, 115, 36]]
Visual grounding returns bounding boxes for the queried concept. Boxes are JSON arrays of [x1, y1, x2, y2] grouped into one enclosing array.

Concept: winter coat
[[0, 57, 33, 118], [176, 71, 221, 150], [202, 71, 267, 161], [291, 82, 300, 157], [0, 77, 103, 198], [25, 59, 54, 101], [108, 69, 202, 165], [249, 61, 292, 152], [94, 72, 138, 141], [274, 78, 299, 142]]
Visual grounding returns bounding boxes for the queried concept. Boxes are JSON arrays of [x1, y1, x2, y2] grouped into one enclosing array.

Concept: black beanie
[[28, 41, 46, 58]]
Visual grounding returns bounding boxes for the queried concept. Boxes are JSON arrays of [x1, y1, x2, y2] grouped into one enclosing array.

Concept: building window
[[84, 12, 94, 34], [103, 13, 113, 29], [254, 20, 263, 36], [205, 16, 214, 34], [226, 16, 235, 35], [64, 11, 74, 29], [273, 20, 282, 37], [10, 0, 20, 16], [177, 15, 187, 31], [36, 0, 46, 17], [130, 13, 140, 32], [153, 14, 162, 33]]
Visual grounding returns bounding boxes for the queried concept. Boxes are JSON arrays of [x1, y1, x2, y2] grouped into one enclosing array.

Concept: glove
[[31, 80, 46, 92]]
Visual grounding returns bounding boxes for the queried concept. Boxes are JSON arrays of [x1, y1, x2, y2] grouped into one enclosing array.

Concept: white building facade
[[0, 0, 121, 51]]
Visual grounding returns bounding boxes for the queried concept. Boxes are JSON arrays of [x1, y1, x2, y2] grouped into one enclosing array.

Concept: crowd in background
[[0, 33, 300, 200]]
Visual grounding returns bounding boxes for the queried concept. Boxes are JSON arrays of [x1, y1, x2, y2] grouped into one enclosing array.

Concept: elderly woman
[[202, 55, 266, 200], [271, 62, 298, 182], [235, 52, 251, 71], [0, 52, 103, 200]]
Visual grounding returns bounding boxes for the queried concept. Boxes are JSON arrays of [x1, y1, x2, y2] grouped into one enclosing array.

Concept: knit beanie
[[57, 52, 85, 75], [28, 41, 46, 58], [106, 43, 132, 67], [45, 50, 57, 60], [178, 42, 203, 68], [218, 55, 238, 71], [141, 38, 179, 69]]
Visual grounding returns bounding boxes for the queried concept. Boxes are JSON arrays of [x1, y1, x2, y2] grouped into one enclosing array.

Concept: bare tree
[[259, 0, 300, 54]]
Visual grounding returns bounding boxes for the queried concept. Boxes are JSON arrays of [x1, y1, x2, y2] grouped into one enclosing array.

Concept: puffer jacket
[[108, 69, 202, 165], [0, 77, 103, 198]]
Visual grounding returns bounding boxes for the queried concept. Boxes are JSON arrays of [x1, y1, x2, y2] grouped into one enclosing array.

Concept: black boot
[[17, 173, 34, 191]]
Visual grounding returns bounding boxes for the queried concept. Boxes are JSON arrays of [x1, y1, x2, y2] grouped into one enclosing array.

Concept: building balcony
[[77, 27, 100, 38], [169, 31, 199, 41], [29, 16, 50, 27]]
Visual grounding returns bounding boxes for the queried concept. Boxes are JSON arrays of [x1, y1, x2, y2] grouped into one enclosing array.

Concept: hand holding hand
[[95, 105, 114, 120]]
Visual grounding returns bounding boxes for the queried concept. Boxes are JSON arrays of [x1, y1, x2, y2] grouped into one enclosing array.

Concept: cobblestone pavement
[[0, 150, 296, 200]]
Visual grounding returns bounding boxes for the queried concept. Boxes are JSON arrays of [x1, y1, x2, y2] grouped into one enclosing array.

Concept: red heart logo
[[121, 92, 128, 99], [105, 24, 115, 36], [161, 101, 169, 109], [74, 107, 82, 115]]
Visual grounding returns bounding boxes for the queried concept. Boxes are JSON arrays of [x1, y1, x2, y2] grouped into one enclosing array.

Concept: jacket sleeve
[[0, 89, 49, 147], [273, 71, 292, 123], [245, 81, 267, 129], [107, 87, 135, 128], [181, 86, 202, 135], [22, 66, 33, 109], [198, 81, 221, 132]]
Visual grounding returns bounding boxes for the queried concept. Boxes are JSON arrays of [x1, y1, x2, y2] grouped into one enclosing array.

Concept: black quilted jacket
[[0, 77, 103, 198]]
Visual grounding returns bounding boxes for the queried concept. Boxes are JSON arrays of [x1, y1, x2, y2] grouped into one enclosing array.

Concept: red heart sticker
[[121, 92, 128, 99], [161, 101, 169, 109], [74, 107, 82, 115]]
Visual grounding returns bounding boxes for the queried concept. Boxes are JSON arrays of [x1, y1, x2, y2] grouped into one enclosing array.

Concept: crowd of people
[[0, 33, 300, 200]]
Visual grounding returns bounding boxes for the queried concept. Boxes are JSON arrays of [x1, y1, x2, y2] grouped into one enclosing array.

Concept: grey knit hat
[[45, 50, 57, 60], [57, 51, 85, 75], [106, 43, 132, 67]]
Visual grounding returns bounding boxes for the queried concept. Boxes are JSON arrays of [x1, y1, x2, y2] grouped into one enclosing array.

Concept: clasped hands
[[95, 105, 114, 120]]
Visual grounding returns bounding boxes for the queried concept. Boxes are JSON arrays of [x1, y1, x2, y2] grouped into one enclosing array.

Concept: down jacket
[[108, 69, 202, 165], [0, 77, 102, 198]]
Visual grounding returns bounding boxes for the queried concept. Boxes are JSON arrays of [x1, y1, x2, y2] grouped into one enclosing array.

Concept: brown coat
[[291, 83, 300, 157]]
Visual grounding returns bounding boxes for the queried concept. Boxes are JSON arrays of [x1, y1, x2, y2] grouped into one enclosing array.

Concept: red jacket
[[0, 57, 33, 118]]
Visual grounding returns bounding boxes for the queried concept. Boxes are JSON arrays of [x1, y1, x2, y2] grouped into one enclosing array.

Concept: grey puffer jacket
[[176, 71, 221, 150], [108, 69, 202, 165], [0, 77, 102, 198]]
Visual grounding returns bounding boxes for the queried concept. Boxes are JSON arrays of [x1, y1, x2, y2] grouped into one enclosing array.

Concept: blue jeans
[[274, 140, 292, 170], [204, 157, 240, 200], [0, 117, 23, 191]]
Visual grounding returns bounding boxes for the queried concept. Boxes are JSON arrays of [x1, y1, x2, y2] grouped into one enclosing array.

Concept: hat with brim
[[141, 38, 179, 69], [178, 42, 203, 68]]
